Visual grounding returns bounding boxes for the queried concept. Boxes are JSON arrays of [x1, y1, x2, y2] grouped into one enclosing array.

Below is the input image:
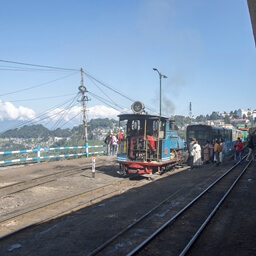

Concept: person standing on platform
[[214, 139, 220, 166], [219, 138, 224, 164], [104, 131, 112, 156], [234, 137, 243, 164], [246, 132, 256, 161], [209, 139, 214, 163], [202, 140, 210, 164], [189, 138, 196, 167], [111, 133, 118, 155], [191, 139, 202, 168]]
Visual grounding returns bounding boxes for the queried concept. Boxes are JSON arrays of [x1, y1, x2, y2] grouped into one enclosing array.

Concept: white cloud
[[0, 100, 121, 123], [45, 105, 120, 123], [0, 100, 121, 128], [0, 100, 36, 121], [87, 105, 120, 120]]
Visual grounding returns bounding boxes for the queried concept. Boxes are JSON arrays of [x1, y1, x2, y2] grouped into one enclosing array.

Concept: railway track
[[0, 161, 188, 241], [87, 158, 252, 255], [0, 176, 149, 239], [0, 158, 110, 196], [0, 166, 85, 196]]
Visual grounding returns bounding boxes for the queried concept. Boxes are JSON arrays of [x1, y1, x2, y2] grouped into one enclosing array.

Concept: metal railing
[[0, 143, 106, 166]]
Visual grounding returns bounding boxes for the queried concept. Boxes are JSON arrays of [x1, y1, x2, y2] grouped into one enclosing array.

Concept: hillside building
[[237, 108, 253, 118]]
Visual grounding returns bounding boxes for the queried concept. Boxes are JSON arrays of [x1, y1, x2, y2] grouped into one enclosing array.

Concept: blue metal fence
[[0, 143, 106, 166]]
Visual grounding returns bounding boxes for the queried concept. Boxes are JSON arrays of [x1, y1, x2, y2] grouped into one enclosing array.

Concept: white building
[[237, 108, 255, 118]]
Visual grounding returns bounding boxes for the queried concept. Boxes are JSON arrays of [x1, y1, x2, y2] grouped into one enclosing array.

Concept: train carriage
[[117, 101, 187, 176], [186, 124, 246, 156]]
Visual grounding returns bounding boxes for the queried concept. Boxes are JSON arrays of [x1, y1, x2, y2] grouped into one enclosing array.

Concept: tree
[[210, 111, 219, 120], [224, 115, 230, 124], [195, 115, 206, 123], [233, 110, 239, 119]]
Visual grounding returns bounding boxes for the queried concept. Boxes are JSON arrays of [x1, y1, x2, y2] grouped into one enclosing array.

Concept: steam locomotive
[[117, 101, 188, 177]]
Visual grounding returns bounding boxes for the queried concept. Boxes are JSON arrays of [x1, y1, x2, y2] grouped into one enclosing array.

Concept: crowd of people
[[104, 129, 124, 156], [188, 133, 256, 168]]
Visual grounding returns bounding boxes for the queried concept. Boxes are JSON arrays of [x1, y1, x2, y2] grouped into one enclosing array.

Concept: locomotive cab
[[117, 101, 186, 175], [117, 114, 162, 162]]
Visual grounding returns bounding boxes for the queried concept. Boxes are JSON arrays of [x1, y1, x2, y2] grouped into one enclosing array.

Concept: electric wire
[[85, 73, 119, 108], [0, 66, 75, 73], [0, 95, 80, 135], [50, 95, 80, 130], [83, 71, 134, 102], [5, 94, 75, 103], [87, 91, 129, 113], [0, 59, 79, 72], [0, 72, 79, 97], [58, 111, 82, 130], [0, 59, 161, 134], [83, 70, 160, 115], [36, 94, 80, 130]]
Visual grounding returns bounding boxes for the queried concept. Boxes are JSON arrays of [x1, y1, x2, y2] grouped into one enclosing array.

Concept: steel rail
[[0, 178, 138, 240], [179, 159, 252, 256], [126, 157, 249, 255], [0, 159, 108, 195], [87, 188, 183, 256]]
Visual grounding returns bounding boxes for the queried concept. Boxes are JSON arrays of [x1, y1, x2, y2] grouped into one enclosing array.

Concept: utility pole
[[153, 68, 167, 117], [189, 102, 192, 124], [78, 68, 90, 157]]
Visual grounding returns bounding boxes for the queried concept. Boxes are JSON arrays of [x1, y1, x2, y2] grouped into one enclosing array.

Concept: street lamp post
[[153, 68, 167, 116]]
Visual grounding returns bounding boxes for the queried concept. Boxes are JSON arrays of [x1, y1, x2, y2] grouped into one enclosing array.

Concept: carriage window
[[187, 130, 195, 140], [196, 131, 205, 139], [212, 129, 219, 139]]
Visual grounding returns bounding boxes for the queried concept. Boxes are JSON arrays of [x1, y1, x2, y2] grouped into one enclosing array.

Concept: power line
[[83, 71, 134, 102], [0, 65, 75, 73], [0, 72, 79, 97], [0, 95, 80, 134], [0, 59, 79, 72], [85, 72, 159, 115], [5, 94, 75, 103], [87, 91, 128, 113], [85, 72, 117, 107], [58, 111, 82, 129], [50, 95, 79, 130]]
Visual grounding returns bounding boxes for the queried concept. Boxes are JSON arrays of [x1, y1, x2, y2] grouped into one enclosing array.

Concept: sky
[[0, 0, 255, 131]]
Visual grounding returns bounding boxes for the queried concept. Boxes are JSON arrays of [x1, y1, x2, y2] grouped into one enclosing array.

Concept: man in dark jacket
[[104, 131, 112, 156]]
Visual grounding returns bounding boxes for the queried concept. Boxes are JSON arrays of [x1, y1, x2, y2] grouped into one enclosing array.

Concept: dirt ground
[[0, 156, 256, 256]]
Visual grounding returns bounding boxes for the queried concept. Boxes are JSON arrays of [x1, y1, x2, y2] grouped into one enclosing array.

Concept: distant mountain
[[0, 104, 121, 134], [87, 105, 120, 120], [0, 118, 119, 139], [0, 120, 21, 133]]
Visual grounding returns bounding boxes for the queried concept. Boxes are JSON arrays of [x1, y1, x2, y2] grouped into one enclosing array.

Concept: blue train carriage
[[117, 101, 187, 176], [186, 124, 246, 156]]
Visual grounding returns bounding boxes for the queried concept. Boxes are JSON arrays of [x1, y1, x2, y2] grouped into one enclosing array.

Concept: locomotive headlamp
[[131, 101, 145, 114]]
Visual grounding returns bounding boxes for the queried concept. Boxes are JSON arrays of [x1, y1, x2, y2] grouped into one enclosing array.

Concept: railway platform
[[0, 156, 255, 255]]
